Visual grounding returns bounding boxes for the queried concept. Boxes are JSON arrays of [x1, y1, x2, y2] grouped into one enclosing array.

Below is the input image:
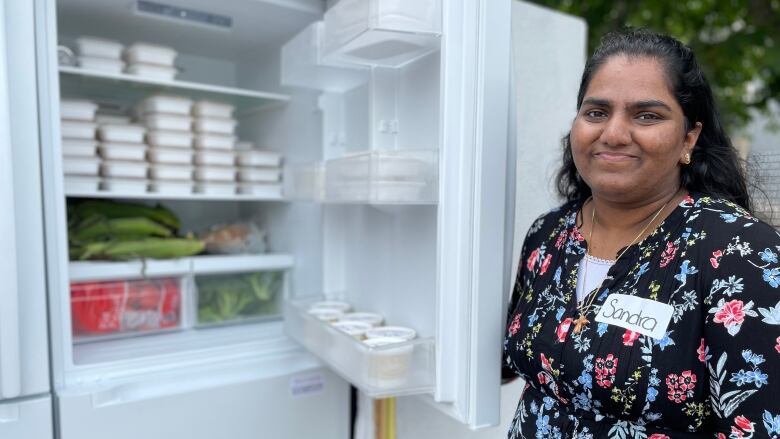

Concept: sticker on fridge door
[[290, 373, 324, 398]]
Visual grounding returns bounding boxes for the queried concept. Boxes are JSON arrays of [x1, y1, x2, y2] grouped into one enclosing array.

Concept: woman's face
[[570, 55, 701, 204]]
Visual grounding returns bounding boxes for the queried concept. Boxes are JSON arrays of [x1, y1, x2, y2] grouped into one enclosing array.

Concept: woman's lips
[[594, 151, 636, 162]]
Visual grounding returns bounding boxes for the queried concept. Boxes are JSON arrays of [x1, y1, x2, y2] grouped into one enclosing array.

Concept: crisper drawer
[[284, 298, 434, 398], [70, 277, 183, 342], [194, 271, 284, 327]]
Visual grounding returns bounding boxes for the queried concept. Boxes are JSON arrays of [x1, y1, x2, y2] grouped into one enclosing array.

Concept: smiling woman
[[503, 29, 780, 438]]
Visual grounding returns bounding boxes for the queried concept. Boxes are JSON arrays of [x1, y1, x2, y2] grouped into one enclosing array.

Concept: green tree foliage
[[528, 0, 780, 129]]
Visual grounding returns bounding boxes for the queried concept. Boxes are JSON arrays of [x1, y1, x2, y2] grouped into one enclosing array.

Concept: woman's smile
[[592, 151, 637, 163]]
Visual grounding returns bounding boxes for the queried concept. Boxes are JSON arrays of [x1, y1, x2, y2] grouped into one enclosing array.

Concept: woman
[[503, 29, 780, 438]]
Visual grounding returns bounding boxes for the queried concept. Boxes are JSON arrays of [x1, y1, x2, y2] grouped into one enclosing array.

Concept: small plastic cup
[[363, 336, 413, 388], [332, 321, 372, 340], [365, 326, 416, 341], [309, 300, 352, 313], [339, 312, 384, 327], [307, 308, 344, 323]]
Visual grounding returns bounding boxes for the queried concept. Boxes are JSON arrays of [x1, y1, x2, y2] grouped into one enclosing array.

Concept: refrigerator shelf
[[64, 185, 284, 202], [69, 254, 295, 282], [59, 66, 290, 113], [284, 297, 435, 398]]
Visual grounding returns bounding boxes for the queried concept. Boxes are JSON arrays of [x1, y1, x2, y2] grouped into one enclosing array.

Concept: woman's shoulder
[[523, 200, 580, 243], [690, 194, 780, 251]]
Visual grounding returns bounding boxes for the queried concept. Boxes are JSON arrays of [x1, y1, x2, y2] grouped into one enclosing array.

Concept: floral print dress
[[504, 194, 780, 438]]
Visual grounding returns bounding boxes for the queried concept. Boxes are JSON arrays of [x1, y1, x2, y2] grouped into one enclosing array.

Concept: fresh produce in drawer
[[199, 222, 267, 255], [67, 199, 205, 261], [196, 271, 282, 324], [71, 277, 181, 336]]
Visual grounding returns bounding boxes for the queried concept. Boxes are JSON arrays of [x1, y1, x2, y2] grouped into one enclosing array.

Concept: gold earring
[[683, 153, 691, 165]]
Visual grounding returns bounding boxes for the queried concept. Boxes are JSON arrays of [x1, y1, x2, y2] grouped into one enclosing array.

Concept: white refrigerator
[[3, 0, 583, 438]]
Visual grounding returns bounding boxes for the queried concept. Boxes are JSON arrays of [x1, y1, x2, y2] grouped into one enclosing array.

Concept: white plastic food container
[[62, 139, 98, 157], [100, 161, 148, 179], [339, 312, 384, 327], [237, 167, 282, 183], [194, 166, 235, 182], [100, 178, 148, 194], [61, 121, 96, 140], [192, 117, 237, 135], [98, 124, 146, 144], [124, 43, 177, 66], [365, 326, 416, 341], [307, 308, 344, 322], [146, 130, 193, 149], [95, 114, 132, 125], [60, 99, 98, 121], [147, 148, 192, 165], [193, 182, 236, 196], [363, 336, 413, 388], [195, 150, 234, 167], [63, 157, 101, 176], [98, 142, 147, 161], [140, 95, 192, 115], [75, 36, 123, 59], [65, 176, 101, 193], [149, 180, 192, 195], [192, 101, 234, 118], [126, 63, 177, 81], [236, 183, 283, 197], [143, 114, 192, 132], [310, 300, 352, 313], [235, 150, 282, 167], [148, 164, 193, 180], [193, 134, 235, 150], [78, 56, 125, 74], [332, 321, 372, 340]]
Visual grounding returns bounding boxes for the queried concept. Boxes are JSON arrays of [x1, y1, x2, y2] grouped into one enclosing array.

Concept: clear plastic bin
[[71, 277, 182, 341], [284, 297, 434, 397], [281, 21, 368, 92], [322, 0, 442, 67], [195, 271, 283, 326], [124, 43, 177, 66], [324, 149, 437, 204], [75, 36, 123, 59], [61, 99, 98, 121]]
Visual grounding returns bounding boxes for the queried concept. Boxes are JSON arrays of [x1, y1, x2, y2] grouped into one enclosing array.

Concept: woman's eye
[[584, 110, 607, 119], [637, 113, 661, 121]]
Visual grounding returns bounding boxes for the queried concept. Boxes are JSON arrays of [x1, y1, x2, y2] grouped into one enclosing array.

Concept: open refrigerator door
[[34, 0, 513, 437]]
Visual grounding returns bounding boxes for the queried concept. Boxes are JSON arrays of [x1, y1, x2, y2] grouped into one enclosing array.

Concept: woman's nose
[[599, 116, 632, 147]]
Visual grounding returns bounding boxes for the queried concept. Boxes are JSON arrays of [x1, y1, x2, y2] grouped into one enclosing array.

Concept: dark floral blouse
[[504, 194, 780, 438]]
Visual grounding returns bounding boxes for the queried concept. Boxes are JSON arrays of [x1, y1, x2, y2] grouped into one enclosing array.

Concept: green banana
[[71, 200, 181, 231], [71, 217, 173, 242], [76, 238, 204, 261]]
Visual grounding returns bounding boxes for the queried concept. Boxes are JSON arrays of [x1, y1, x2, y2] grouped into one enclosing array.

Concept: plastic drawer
[[194, 271, 283, 326], [284, 297, 434, 398]]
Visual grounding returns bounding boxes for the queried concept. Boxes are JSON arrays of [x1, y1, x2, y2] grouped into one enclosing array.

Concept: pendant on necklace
[[572, 313, 589, 334]]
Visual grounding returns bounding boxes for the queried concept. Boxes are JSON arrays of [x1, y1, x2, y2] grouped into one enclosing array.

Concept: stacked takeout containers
[[124, 43, 178, 81], [192, 101, 239, 195], [141, 95, 195, 195], [74, 36, 125, 74], [61, 99, 100, 192], [235, 142, 283, 197], [97, 118, 148, 194]]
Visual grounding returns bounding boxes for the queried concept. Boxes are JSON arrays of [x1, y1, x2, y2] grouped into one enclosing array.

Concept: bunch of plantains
[[68, 200, 205, 261]]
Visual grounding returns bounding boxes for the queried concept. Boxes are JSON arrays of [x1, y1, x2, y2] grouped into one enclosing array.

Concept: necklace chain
[[572, 196, 673, 334]]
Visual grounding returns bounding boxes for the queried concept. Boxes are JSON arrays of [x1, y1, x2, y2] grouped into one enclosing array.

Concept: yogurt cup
[[332, 321, 372, 340], [310, 300, 352, 313], [306, 308, 343, 323], [339, 312, 384, 327], [363, 336, 413, 388], [365, 326, 416, 341]]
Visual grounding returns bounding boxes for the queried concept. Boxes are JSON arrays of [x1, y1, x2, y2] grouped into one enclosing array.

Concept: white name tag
[[594, 294, 673, 340]]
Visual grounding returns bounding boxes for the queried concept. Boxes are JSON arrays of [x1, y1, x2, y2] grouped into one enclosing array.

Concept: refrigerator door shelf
[[284, 297, 434, 399], [322, 0, 442, 67]]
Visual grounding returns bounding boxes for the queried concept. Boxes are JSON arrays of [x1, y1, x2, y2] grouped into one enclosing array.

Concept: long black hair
[[556, 29, 752, 211]]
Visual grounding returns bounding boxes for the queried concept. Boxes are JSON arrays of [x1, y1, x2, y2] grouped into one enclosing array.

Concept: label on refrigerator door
[[289, 373, 324, 398]]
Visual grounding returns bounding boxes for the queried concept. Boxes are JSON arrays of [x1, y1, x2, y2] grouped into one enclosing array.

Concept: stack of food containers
[[61, 99, 100, 192], [192, 100, 238, 195], [97, 119, 148, 193], [142, 95, 195, 195], [236, 141, 284, 197], [124, 43, 178, 81], [74, 36, 125, 74]]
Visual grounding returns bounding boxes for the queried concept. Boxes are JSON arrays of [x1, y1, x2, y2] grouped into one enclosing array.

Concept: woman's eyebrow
[[628, 99, 673, 112], [581, 97, 611, 108]]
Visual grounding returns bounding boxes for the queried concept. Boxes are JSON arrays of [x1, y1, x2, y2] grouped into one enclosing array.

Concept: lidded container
[[60, 99, 98, 121], [194, 134, 236, 150], [322, 0, 442, 67], [140, 95, 193, 115], [75, 36, 124, 59], [192, 100, 234, 119], [78, 56, 125, 74], [124, 43, 177, 66], [98, 124, 146, 144], [126, 64, 177, 81]]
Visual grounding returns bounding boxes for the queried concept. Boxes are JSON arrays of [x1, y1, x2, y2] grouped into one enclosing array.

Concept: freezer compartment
[[324, 149, 438, 204], [281, 21, 368, 92], [285, 298, 434, 398], [194, 271, 284, 327], [322, 0, 441, 67], [70, 277, 183, 342]]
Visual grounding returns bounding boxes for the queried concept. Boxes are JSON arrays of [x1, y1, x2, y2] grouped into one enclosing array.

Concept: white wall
[[393, 1, 586, 438]]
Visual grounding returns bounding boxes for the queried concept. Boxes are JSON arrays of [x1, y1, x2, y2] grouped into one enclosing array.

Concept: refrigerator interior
[[39, 0, 501, 432]]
